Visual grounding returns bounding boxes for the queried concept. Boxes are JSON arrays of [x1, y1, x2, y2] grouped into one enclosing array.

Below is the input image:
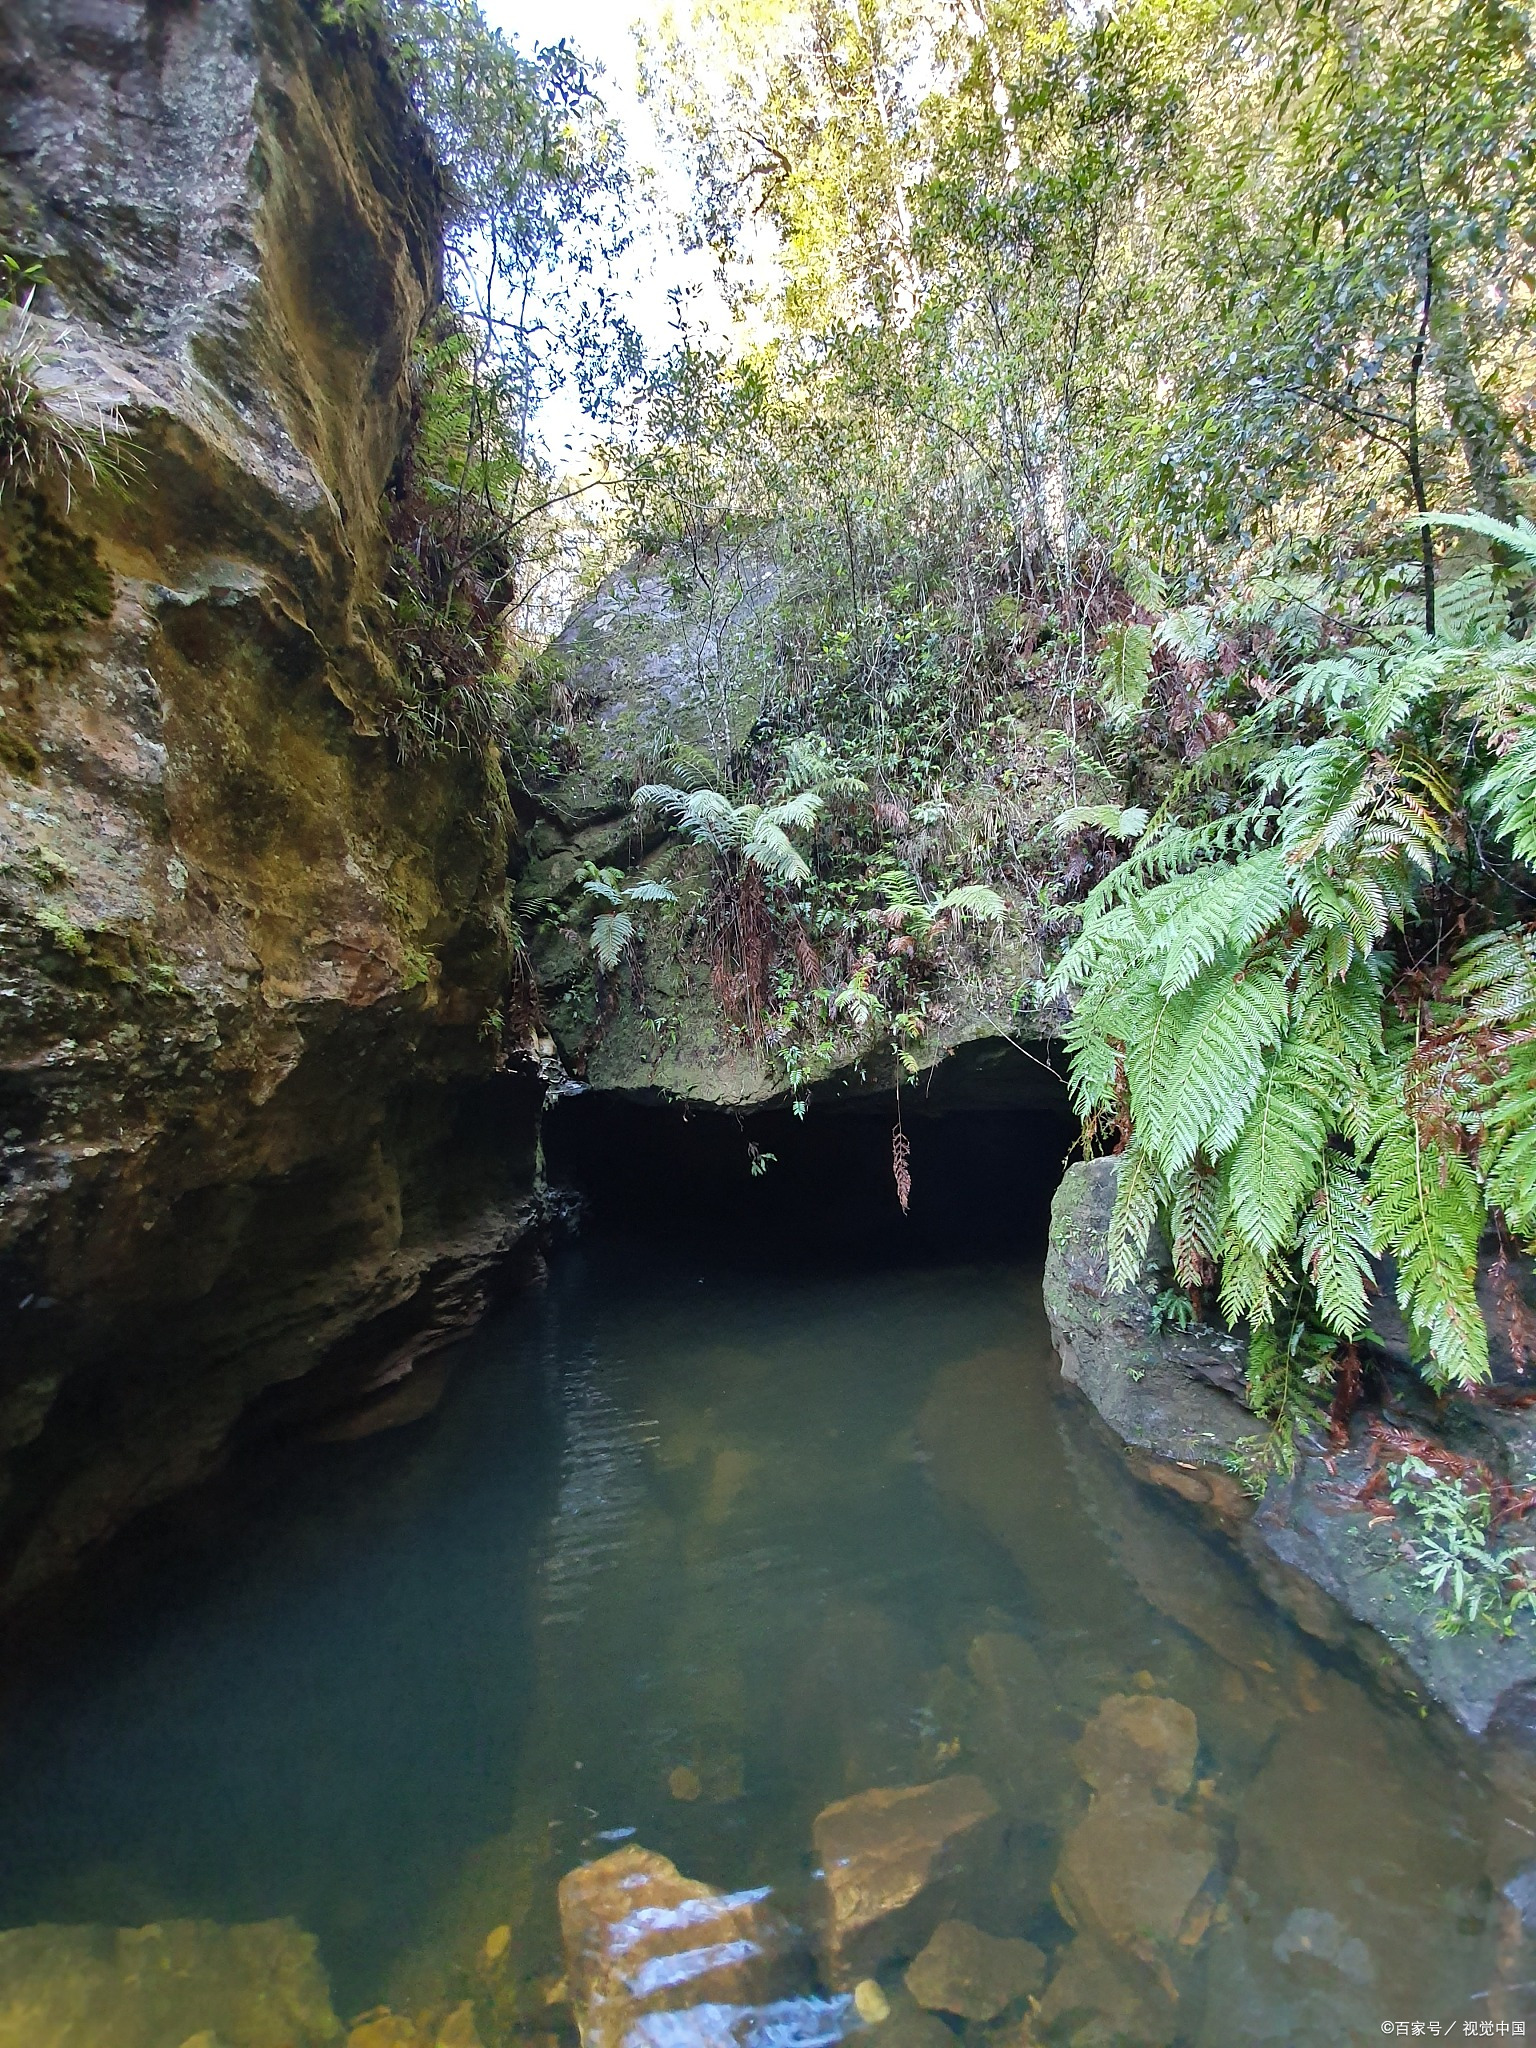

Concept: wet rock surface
[[1044, 1155, 1536, 1739], [0, 0, 534, 1604], [1043, 1161, 1250, 1466], [558, 1845, 799, 2048], [0, 1917, 341, 2047], [1253, 1428, 1536, 1737], [903, 1920, 1043, 2019], [1071, 1694, 1197, 1801], [811, 1777, 1001, 1985]]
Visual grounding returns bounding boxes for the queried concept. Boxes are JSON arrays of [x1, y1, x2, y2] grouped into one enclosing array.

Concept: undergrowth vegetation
[[0, 292, 127, 510]]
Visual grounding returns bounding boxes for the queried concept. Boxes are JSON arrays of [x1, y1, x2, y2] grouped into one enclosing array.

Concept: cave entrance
[[541, 1036, 1079, 1265]]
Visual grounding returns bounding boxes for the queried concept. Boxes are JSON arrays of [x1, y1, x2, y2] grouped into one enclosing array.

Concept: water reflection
[[0, 1242, 1533, 2044]]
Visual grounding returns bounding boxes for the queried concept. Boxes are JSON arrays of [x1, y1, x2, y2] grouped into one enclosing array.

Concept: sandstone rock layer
[[0, 0, 532, 1604], [811, 1775, 1000, 1985], [558, 1845, 798, 2048]]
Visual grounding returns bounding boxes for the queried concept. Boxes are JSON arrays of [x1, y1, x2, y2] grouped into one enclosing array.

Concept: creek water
[[1, 1185, 1534, 2043]]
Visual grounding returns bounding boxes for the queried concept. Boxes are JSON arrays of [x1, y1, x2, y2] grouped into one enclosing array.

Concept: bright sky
[[482, 0, 737, 463]]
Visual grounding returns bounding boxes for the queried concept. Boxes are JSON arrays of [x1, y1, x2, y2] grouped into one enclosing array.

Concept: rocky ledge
[[0, 0, 534, 1608], [1044, 1156, 1536, 1739]]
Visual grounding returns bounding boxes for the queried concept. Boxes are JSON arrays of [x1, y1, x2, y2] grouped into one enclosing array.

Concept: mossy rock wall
[[0, 0, 534, 1606], [522, 540, 1046, 1106]]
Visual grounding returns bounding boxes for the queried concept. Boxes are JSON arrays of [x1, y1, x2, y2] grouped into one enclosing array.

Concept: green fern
[[1054, 523, 1536, 1397], [1094, 621, 1155, 721], [580, 862, 676, 972], [633, 782, 822, 886], [591, 909, 637, 971]]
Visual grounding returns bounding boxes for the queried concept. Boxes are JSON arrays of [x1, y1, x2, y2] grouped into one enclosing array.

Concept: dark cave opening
[[541, 1036, 1079, 1265]]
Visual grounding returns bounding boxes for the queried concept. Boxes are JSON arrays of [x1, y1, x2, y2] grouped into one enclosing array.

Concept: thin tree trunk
[[1406, 224, 1436, 635]]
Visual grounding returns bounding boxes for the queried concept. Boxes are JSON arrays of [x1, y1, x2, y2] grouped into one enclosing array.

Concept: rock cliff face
[[521, 546, 1046, 1108], [0, 0, 533, 1607]]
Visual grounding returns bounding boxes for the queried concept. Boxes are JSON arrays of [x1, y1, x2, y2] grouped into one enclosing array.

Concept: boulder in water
[[1034, 1935, 1177, 2047], [1055, 1787, 1216, 1953], [0, 1917, 341, 2048], [1072, 1695, 1198, 1801], [903, 1920, 1044, 2019], [812, 1776, 1001, 1985], [558, 1846, 797, 2048]]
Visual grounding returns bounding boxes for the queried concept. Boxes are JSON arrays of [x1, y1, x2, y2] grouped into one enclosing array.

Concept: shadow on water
[[0, 1055, 1533, 2040]]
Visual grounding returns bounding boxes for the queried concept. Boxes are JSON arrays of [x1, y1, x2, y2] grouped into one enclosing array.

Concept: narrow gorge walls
[[0, 0, 535, 1608]]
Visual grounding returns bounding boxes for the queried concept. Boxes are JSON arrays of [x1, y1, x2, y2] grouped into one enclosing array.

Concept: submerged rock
[[864, 2008, 956, 2048], [1192, 1670, 1499, 2045], [963, 1631, 1071, 1819], [345, 2008, 485, 2048], [811, 1777, 1001, 1985], [1071, 1695, 1197, 1801], [0, 1917, 341, 2048], [852, 1981, 890, 2024], [1033, 1935, 1176, 2048], [1055, 1788, 1216, 1954], [903, 1920, 1044, 2019], [1052, 1692, 1217, 1972], [620, 1997, 858, 2048], [558, 1845, 797, 2048]]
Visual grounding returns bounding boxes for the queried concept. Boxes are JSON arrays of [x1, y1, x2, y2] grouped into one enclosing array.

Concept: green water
[[1, 1237, 1533, 2043]]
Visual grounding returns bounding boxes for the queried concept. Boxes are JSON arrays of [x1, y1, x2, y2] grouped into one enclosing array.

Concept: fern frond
[[1297, 1151, 1374, 1336], [623, 879, 677, 904], [1131, 955, 1291, 1174], [1150, 850, 1292, 994], [745, 817, 811, 885], [1411, 508, 1536, 569], [1095, 621, 1155, 720], [1218, 1234, 1286, 1326], [761, 789, 824, 834], [1435, 565, 1510, 648], [1367, 1088, 1489, 1386], [932, 883, 1007, 925], [1055, 804, 1150, 842], [1225, 1033, 1338, 1259], [1107, 1141, 1164, 1290], [1444, 926, 1536, 1023], [1168, 1158, 1225, 1288], [632, 782, 692, 823], [1470, 730, 1536, 866], [1120, 554, 1166, 610], [590, 910, 636, 971], [1155, 606, 1216, 665]]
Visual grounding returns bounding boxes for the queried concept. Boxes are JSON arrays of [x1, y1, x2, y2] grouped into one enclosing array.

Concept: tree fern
[[1054, 518, 1536, 1400]]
